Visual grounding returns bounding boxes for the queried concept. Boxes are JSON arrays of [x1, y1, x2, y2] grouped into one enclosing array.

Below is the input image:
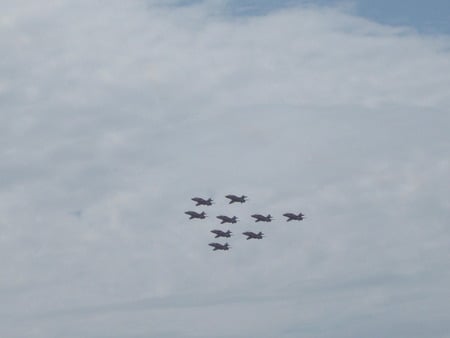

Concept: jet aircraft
[[216, 215, 238, 224], [211, 230, 232, 238], [208, 242, 230, 251], [185, 211, 206, 219], [191, 197, 213, 206], [225, 194, 248, 204], [283, 212, 305, 221], [251, 214, 273, 222], [242, 231, 264, 240]]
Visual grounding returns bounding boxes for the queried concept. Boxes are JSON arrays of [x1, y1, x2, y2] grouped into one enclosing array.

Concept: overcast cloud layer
[[1, 1, 450, 337]]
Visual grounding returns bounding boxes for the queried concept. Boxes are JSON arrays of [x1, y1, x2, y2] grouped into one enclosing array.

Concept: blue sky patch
[[226, 0, 450, 34]]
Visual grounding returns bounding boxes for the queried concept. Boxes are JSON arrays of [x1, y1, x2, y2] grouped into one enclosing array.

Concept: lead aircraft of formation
[[211, 229, 232, 238]]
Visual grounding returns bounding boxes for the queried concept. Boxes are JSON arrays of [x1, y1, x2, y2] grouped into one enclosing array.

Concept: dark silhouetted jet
[[191, 197, 213, 206], [225, 194, 247, 204], [208, 242, 230, 251], [283, 212, 305, 221], [242, 231, 264, 240], [251, 214, 273, 222], [185, 211, 206, 219], [211, 230, 232, 238], [216, 215, 238, 224]]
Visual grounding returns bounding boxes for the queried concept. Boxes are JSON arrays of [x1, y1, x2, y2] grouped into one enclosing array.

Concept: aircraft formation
[[184, 195, 306, 251]]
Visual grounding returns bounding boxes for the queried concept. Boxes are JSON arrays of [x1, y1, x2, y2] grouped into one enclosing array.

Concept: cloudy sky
[[1, 0, 449, 337]]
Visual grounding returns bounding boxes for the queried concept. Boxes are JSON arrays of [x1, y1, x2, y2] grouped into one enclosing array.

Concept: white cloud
[[1, 1, 449, 337]]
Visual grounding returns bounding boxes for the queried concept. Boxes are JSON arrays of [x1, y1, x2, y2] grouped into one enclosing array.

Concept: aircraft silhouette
[[242, 231, 264, 240], [216, 215, 238, 224], [208, 242, 230, 251], [225, 194, 247, 204], [191, 197, 213, 206], [251, 214, 273, 222], [184, 211, 206, 219], [211, 230, 232, 238], [283, 212, 305, 221]]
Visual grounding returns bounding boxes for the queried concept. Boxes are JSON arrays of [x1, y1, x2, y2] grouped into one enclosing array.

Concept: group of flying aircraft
[[185, 195, 305, 251]]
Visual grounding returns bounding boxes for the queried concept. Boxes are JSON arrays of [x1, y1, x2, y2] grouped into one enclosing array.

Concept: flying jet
[[211, 230, 232, 238], [251, 214, 273, 222], [283, 212, 305, 221], [191, 197, 213, 206], [242, 231, 264, 240], [184, 211, 207, 219], [225, 194, 248, 204], [216, 215, 238, 224], [208, 242, 230, 251]]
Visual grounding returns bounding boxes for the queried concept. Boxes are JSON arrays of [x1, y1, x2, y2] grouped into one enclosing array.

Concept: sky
[[228, 0, 450, 34], [1, 0, 450, 337]]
